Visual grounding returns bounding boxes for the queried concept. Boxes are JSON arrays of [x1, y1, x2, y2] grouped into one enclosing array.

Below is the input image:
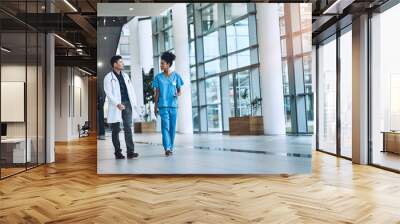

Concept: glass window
[[300, 4, 312, 30], [192, 107, 200, 131], [188, 21, 195, 40], [187, 4, 194, 16], [191, 82, 198, 106], [318, 37, 337, 154], [204, 59, 220, 76], [207, 105, 222, 132], [189, 41, 196, 65], [201, 4, 218, 33], [340, 30, 352, 158], [226, 18, 249, 53], [250, 68, 262, 116], [164, 28, 173, 51], [119, 44, 129, 55], [279, 17, 286, 36], [163, 11, 172, 28], [228, 50, 250, 70], [235, 71, 251, 117], [221, 74, 234, 131], [292, 35, 302, 55], [306, 94, 314, 133], [205, 76, 221, 104], [1, 28, 28, 177], [225, 3, 248, 23], [281, 38, 287, 57], [302, 32, 312, 53], [290, 4, 301, 32], [284, 96, 292, 132], [203, 31, 219, 60], [190, 66, 197, 81], [303, 54, 312, 93], [282, 60, 290, 95]]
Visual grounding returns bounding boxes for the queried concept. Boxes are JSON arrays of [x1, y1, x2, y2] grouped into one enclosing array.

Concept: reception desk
[[382, 131, 400, 154]]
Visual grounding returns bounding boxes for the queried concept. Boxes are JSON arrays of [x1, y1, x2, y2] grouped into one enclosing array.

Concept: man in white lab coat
[[104, 55, 139, 159]]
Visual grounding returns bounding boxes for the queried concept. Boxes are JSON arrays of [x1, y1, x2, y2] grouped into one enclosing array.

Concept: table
[[1, 138, 31, 163], [382, 131, 400, 154]]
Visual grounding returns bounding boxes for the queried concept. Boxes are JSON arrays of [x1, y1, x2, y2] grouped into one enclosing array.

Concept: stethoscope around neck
[[111, 72, 130, 83]]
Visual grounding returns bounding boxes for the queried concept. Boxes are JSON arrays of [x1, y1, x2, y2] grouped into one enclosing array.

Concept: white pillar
[[172, 4, 193, 134], [129, 18, 144, 114], [256, 3, 286, 135], [46, 32, 55, 163], [138, 18, 154, 75], [352, 14, 369, 164]]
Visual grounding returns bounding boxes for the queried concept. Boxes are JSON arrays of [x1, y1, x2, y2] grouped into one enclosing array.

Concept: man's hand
[[117, 104, 125, 111], [154, 106, 159, 116]]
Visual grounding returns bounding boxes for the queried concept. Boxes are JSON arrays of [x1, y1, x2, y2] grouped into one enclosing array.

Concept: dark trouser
[[111, 101, 135, 155]]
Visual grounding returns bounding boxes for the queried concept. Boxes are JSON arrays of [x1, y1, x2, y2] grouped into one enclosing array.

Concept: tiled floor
[[97, 132, 312, 174]]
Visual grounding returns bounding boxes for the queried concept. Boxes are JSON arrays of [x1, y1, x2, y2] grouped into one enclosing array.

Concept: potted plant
[[229, 95, 264, 136], [134, 68, 157, 133]]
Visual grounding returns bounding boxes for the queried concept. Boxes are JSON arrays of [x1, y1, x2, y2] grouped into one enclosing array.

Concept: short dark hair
[[110, 55, 122, 67], [161, 51, 176, 66]]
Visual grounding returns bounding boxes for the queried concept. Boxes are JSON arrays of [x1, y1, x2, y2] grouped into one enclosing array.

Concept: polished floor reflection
[[97, 133, 312, 174]]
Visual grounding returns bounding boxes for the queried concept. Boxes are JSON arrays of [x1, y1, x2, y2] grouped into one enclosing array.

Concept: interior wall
[[1, 64, 34, 138], [54, 66, 89, 141]]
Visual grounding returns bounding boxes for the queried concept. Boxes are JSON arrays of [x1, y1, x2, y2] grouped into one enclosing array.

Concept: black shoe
[[115, 153, 125, 159], [127, 152, 139, 159], [165, 151, 172, 157]]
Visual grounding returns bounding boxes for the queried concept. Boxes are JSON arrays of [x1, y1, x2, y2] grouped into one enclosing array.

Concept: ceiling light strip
[[54, 34, 75, 48]]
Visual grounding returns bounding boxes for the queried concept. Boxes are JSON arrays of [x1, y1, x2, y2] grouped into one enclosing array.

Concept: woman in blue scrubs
[[153, 52, 184, 156]]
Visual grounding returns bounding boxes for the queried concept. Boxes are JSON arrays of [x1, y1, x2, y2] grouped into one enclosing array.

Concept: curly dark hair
[[161, 51, 176, 67]]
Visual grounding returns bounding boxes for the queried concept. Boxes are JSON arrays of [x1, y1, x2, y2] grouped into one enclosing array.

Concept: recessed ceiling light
[[129, 7, 134, 11], [41, 5, 46, 10], [104, 36, 107, 40], [98, 62, 103, 67], [78, 67, 92, 76]]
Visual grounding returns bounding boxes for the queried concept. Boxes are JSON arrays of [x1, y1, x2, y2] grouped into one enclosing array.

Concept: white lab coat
[[103, 71, 139, 124]]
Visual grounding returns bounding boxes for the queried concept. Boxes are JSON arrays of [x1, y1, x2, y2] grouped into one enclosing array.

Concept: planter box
[[229, 116, 264, 135], [134, 121, 156, 133]]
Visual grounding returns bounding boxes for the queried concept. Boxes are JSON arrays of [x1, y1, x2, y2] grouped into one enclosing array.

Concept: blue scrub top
[[152, 71, 184, 108]]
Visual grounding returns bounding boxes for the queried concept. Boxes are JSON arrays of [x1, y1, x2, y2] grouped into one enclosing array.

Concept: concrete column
[[352, 14, 369, 164], [172, 4, 193, 134], [46, 32, 55, 163], [128, 18, 144, 116], [256, 3, 286, 135]]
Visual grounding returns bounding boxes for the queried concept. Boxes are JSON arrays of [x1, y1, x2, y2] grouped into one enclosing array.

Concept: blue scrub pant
[[159, 107, 177, 151]]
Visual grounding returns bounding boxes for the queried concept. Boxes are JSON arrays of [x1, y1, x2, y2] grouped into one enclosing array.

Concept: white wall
[[54, 66, 89, 141]]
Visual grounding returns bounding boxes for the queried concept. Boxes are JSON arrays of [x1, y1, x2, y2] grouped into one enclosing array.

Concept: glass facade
[[370, 4, 400, 171], [279, 4, 313, 134], [152, 10, 174, 76], [315, 25, 353, 158], [317, 36, 337, 155], [0, 1, 47, 179], [187, 3, 260, 132]]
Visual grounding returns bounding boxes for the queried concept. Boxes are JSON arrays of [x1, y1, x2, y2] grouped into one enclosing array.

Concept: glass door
[[235, 70, 251, 117], [317, 35, 337, 154]]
